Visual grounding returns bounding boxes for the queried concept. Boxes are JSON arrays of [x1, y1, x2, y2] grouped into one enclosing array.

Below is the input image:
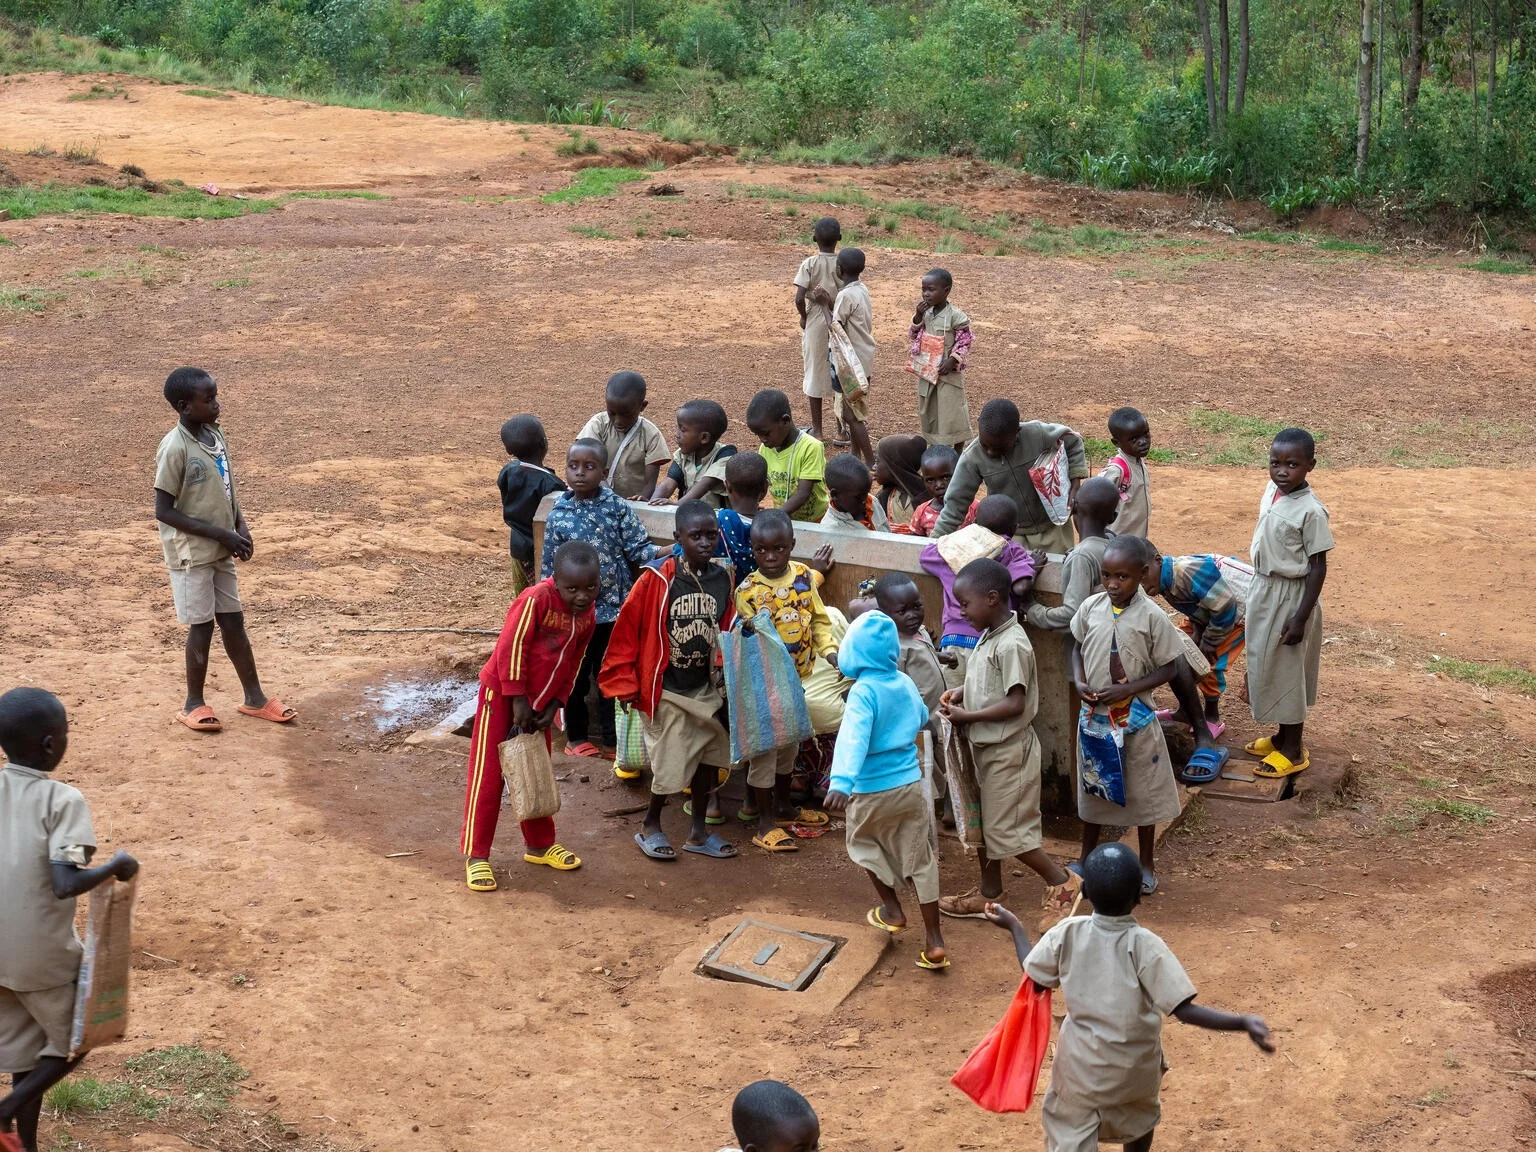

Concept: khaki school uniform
[[832, 280, 874, 424], [1070, 591, 1185, 827], [669, 443, 735, 510], [820, 499, 891, 533], [1026, 535, 1110, 633], [900, 628, 949, 791], [915, 302, 972, 443], [1, 763, 97, 1072], [155, 423, 243, 625], [1247, 482, 1334, 725], [963, 616, 1043, 858], [1025, 913, 1198, 1152], [644, 685, 732, 796], [578, 413, 670, 500], [846, 781, 939, 903], [1103, 452, 1151, 539], [795, 251, 841, 399]]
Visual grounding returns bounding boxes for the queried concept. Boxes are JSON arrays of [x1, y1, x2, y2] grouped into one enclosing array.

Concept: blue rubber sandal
[[635, 830, 677, 861], [1180, 746, 1230, 785], [682, 832, 738, 858]]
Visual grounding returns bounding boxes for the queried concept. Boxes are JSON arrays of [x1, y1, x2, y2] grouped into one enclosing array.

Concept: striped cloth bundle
[[720, 609, 814, 763]]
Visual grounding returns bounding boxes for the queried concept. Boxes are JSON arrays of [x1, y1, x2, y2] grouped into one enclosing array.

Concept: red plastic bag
[[950, 975, 1053, 1113]]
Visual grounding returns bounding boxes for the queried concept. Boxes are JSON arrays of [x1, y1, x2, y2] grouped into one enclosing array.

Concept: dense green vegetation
[[3, 0, 1533, 222]]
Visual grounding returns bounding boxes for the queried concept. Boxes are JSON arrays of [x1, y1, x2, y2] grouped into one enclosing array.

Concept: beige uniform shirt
[[833, 281, 876, 377], [154, 423, 240, 569], [1251, 482, 1334, 577], [796, 252, 841, 395], [1070, 589, 1185, 713], [1027, 535, 1109, 633], [820, 500, 891, 533], [898, 629, 947, 718], [1026, 913, 1197, 1110], [578, 413, 670, 500], [0, 763, 97, 991], [669, 443, 735, 509], [962, 615, 1038, 746], [1103, 453, 1151, 540]]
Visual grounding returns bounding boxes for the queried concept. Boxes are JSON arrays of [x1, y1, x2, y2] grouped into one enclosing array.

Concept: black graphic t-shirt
[[662, 563, 733, 694]]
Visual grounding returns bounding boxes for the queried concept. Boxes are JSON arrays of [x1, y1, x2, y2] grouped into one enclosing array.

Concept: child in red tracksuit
[[600, 501, 738, 862], [460, 541, 600, 892]]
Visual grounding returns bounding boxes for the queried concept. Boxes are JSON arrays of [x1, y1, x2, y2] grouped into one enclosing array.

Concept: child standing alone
[[1101, 406, 1153, 540], [1245, 428, 1333, 779], [908, 268, 973, 451], [793, 217, 841, 442], [154, 367, 294, 733], [824, 610, 949, 971], [496, 414, 565, 596]]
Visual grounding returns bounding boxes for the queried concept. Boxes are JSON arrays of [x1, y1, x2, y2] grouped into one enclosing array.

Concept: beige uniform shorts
[[0, 983, 76, 1072], [973, 736, 1044, 859], [169, 557, 241, 625], [643, 688, 731, 797], [745, 742, 799, 789]]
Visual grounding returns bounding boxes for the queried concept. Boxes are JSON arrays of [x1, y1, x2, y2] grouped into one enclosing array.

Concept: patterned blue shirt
[[540, 488, 659, 623], [1158, 554, 1243, 647]]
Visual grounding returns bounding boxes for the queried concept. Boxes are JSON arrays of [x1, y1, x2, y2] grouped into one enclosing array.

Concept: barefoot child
[[934, 398, 1089, 553], [816, 246, 875, 464], [908, 268, 973, 451], [715, 451, 767, 581], [497, 414, 565, 595], [718, 1080, 821, 1152], [577, 370, 671, 500], [747, 389, 828, 523], [937, 558, 1082, 931], [985, 842, 1273, 1152], [1024, 476, 1119, 634], [907, 443, 973, 537], [1101, 406, 1153, 539], [793, 217, 841, 442], [1245, 428, 1332, 778], [821, 454, 890, 532], [0, 688, 140, 1152], [540, 438, 660, 758], [460, 542, 600, 890], [873, 434, 929, 531], [154, 367, 294, 733], [734, 510, 836, 850], [602, 501, 739, 861], [649, 399, 736, 509], [823, 610, 949, 971], [1070, 536, 1187, 894]]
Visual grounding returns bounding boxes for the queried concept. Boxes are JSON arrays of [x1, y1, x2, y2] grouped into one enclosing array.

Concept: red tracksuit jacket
[[480, 578, 595, 708]]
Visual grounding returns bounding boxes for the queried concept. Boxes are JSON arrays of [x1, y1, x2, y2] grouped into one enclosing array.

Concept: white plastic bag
[[1029, 441, 1072, 526]]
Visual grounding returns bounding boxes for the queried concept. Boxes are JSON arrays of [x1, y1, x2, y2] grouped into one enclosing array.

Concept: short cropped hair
[[605, 370, 647, 405], [678, 399, 728, 440], [824, 453, 871, 492], [164, 366, 213, 410], [954, 556, 1011, 597], [920, 443, 959, 472], [872, 571, 919, 613], [569, 437, 609, 466], [0, 686, 66, 764], [812, 216, 841, 244], [500, 414, 547, 459], [1104, 534, 1150, 568], [973, 493, 1019, 537], [1081, 841, 1142, 915], [924, 267, 953, 289], [1272, 426, 1316, 459], [746, 389, 792, 427], [1074, 475, 1120, 519], [552, 540, 600, 574], [1108, 406, 1146, 436], [978, 398, 1021, 437], [674, 498, 718, 532], [725, 450, 768, 495], [732, 1081, 817, 1150], [837, 247, 866, 278], [750, 508, 794, 541]]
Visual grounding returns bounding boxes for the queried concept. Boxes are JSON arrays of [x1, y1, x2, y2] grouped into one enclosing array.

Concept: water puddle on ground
[[358, 673, 477, 738]]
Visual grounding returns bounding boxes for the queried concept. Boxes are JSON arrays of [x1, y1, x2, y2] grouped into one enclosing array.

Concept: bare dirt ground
[[2, 72, 1535, 1152]]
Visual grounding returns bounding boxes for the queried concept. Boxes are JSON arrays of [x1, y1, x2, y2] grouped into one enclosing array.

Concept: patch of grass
[[784, 204, 798, 217], [1244, 230, 1304, 244], [0, 287, 60, 312], [1417, 1087, 1449, 1107], [0, 184, 279, 221], [180, 88, 233, 100], [138, 244, 188, 258], [555, 130, 601, 157], [1428, 655, 1536, 696], [1462, 256, 1533, 274], [0, 236, 14, 247], [568, 225, 615, 239], [26, 144, 57, 158], [933, 233, 964, 254], [62, 141, 97, 163], [45, 1077, 158, 1119], [1315, 237, 1382, 254], [1187, 407, 1287, 439], [1443, 1053, 1462, 1069], [1070, 223, 1133, 250], [1082, 437, 1176, 464], [123, 1045, 246, 1119], [285, 189, 389, 200], [663, 226, 689, 238], [1410, 797, 1498, 825], [541, 167, 647, 204], [66, 267, 104, 278], [213, 277, 251, 288], [67, 83, 126, 101]]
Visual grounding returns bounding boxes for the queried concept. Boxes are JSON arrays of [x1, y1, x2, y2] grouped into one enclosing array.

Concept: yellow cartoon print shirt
[[734, 562, 834, 679]]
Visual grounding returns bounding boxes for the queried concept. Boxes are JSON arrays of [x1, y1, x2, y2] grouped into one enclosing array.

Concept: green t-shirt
[[761, 432, 828, 522]]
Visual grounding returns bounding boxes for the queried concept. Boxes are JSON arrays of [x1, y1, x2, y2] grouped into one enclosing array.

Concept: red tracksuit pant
[[459, 684, 556, 859]]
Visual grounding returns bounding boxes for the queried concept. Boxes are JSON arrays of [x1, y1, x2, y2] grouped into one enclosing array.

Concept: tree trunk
[[1196, 0, 1218, 133], [1218, 0, 1231, 121], [1078, 0, 1090, 102], [1235, 0, 1250, 115], [1355, 0, 1375, 179], [1405, 0, 1425, 111]]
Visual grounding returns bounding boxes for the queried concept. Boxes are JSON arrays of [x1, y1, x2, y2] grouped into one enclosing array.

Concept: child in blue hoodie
[[824, 610, 949, 971]]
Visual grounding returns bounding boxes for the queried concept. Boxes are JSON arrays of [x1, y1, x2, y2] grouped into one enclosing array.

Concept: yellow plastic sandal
[[1244, 736, 1276, 757], [524, 844, 582, 871], [752, 828, 800, 853], [776, 807, 829, 828], [465, 859, 497, 892], [1254, 749, 1310, 778]]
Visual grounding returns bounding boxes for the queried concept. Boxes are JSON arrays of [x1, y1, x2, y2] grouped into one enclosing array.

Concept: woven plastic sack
[[720, 609, 814, 763], [906, 328, 946, 384], [950, 975, 1053, 1113], [1029, 440, 1071, 526], [1078, 710, 1127, 807], [614, 701, 649, 773], [500, 732, 561, 821], [71, 875, 137, 1055], [936, 713, 983, 850], [829, 316, 870, 400]]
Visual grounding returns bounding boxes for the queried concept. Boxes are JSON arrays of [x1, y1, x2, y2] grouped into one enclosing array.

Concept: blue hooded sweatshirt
[[828, 611, 930, 797]]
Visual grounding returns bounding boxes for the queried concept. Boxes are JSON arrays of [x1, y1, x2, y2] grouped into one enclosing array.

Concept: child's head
[[725, 450, 769, 510], [749, 509, 795, 579], [874, 434, 928, 502], [953, 557, 1013, 633], [674, 499, 720, 571], [164, 366, 218, 424], [812, 216, 841, 251], [1108, 406, 1151, 460], [824, 454, 872, 517], [1072, 476, 1120, 537], [676, 399, 728, 457], [500, 414, 548, 463], [550, 541, 602, 616], [920, 267, 952, 309], [566, 438, 608, 498], [0, 686, 68, 773], [836, 247, 865, 282], [604, 371, 648, 432], [746, 389, 796, 451], [976, 399, 1021, 460], [873, 572, 925, 637], [973, 493, 1019, 541], [1081, 841, 1143, 916], [731, 1080, 820, 1152], [919, 443, 959, 504], [1138, 540, 1165, 596], [1101, 536, 1148, 608], [1269, 427, 1316, 494]]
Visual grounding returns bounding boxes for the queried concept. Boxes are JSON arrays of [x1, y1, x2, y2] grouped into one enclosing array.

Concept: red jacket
[[599, 555, 735, 718], [480, 579, 595, 708]]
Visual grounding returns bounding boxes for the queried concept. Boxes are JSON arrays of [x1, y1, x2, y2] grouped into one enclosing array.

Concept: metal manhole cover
[[697, 918, 843, 991]]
